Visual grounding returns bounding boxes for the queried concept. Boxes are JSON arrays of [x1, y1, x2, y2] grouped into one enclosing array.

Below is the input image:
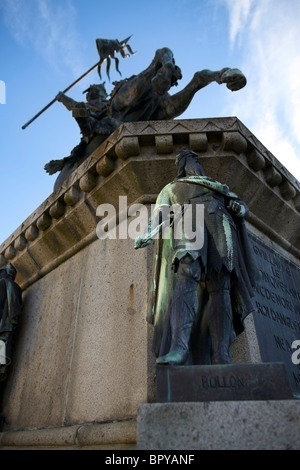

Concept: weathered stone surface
[[36, 213, 52, 231], [64, 186, 81, 206], [279, 179, 297, 200], [222, 131, 248, 153], [96, 155, 115, 177], [4, 245, 16, 260], [246, 148, 265, 171], [0, 237, 155, 431], [137, 400, 300, 450], [155, 134, 173, 154], [264, 165, 282, 187], [188, 132, 207, 151], [115, 135, 139, 160], [14, 235, 27, 252], [1, 250, 86, 429], [76, 419, 136, 446], [79, 172, 97, 192], [0, 419, 137, 449], [49, 200, 66, 219], [62, 237, 153, 425], [24, 224, 39, 242]]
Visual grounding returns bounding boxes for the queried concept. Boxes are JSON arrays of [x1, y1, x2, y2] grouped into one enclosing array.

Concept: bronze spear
[[21, 61, 100, 130]]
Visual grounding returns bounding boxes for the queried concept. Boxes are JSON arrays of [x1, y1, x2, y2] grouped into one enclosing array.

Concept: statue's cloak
[[147, 177, 257, 364]]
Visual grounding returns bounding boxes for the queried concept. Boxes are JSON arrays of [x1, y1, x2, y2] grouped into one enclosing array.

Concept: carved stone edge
[[0, 118, 299, 288], [0, 418, 137, 449]]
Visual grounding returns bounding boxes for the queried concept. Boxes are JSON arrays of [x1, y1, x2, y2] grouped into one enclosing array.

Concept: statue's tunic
[[154, 177, 242, 275]]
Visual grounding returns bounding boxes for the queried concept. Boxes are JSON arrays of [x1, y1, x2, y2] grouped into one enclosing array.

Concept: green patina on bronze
[[135, 149, 257, 367]]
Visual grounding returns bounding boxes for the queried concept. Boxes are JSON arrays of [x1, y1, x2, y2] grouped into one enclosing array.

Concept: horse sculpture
[[45, 47, 246, 189]]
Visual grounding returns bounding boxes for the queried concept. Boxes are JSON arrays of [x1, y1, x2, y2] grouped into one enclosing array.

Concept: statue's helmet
[[83, 83, 108, 101]]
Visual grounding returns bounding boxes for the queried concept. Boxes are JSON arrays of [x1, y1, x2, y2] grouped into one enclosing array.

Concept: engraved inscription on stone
[[249, 234, 300, 398], [156, 363, 292, 402], [200, 374, 244, 390]]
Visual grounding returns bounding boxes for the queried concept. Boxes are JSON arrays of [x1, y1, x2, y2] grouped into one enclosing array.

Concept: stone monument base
[[1, 118, 299, 448], [137, 400, 300, 450], [0, 419, 137, 450]]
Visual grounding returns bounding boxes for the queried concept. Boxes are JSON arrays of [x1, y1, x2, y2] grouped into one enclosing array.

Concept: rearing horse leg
[[159, 67, 246, 120]]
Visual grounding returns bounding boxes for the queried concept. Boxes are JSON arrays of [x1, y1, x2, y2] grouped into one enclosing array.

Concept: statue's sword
[[135, 205, 186, 249]]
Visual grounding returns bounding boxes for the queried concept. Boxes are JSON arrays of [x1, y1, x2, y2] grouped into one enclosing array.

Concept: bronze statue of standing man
[[0, 264, 22, 382], [135, 150, 256, 366]]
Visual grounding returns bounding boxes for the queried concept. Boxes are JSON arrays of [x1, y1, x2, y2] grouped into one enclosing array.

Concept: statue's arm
[[56, 92, 78, 111], [134, 187, 171, 249]]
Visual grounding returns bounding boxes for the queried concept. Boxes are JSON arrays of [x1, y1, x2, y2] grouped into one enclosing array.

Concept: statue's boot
[[207, 286, 233, 365], [156, 278, 199, 365]]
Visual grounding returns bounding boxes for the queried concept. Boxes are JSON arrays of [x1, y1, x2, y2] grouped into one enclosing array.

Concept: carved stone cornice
[[1, 117, 299, 289]]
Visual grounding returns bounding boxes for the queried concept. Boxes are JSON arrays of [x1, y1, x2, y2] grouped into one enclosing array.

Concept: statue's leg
[[156, 256, 201, 365], [74, 117, 94, 140], [72, 104, 94, 140], [206, 270, 234, 364]]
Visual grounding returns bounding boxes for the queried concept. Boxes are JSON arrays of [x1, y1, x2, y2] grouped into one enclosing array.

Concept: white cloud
[[224, 0, 253, 46], [0, 0, 84, 77], [222, 0, 300, 181]]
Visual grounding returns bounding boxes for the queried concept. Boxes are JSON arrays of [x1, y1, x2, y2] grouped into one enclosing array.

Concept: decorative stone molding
[[49, 200, 66, 219], [155, 134, 173, 154], [115, 136, 140, 160], [0, 117, 299, 289], [247, 149, 266, 171], [0, 418, 137, 449]]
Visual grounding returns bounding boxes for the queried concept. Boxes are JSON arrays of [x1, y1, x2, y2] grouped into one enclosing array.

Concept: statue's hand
[[134, 236, 151, 249], [227, 200, 246, 218], [56, 92, 65, 102], [218, 68, 247, 91]]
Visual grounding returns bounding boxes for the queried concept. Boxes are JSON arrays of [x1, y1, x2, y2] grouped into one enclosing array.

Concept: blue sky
[[0, 0, 299, 244]]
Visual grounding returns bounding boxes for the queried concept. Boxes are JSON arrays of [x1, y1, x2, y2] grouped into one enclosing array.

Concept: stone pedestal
[[137, 400, 300, 450], [139, 362, 297, 450], [0, 118, 299, 449], [156, 363, 293, 402]]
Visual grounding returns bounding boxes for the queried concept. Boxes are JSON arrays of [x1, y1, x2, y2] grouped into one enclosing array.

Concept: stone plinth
[[0, 118, 299, 448], [156, 363, 293, 402], [137, 400, 300, 450]]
